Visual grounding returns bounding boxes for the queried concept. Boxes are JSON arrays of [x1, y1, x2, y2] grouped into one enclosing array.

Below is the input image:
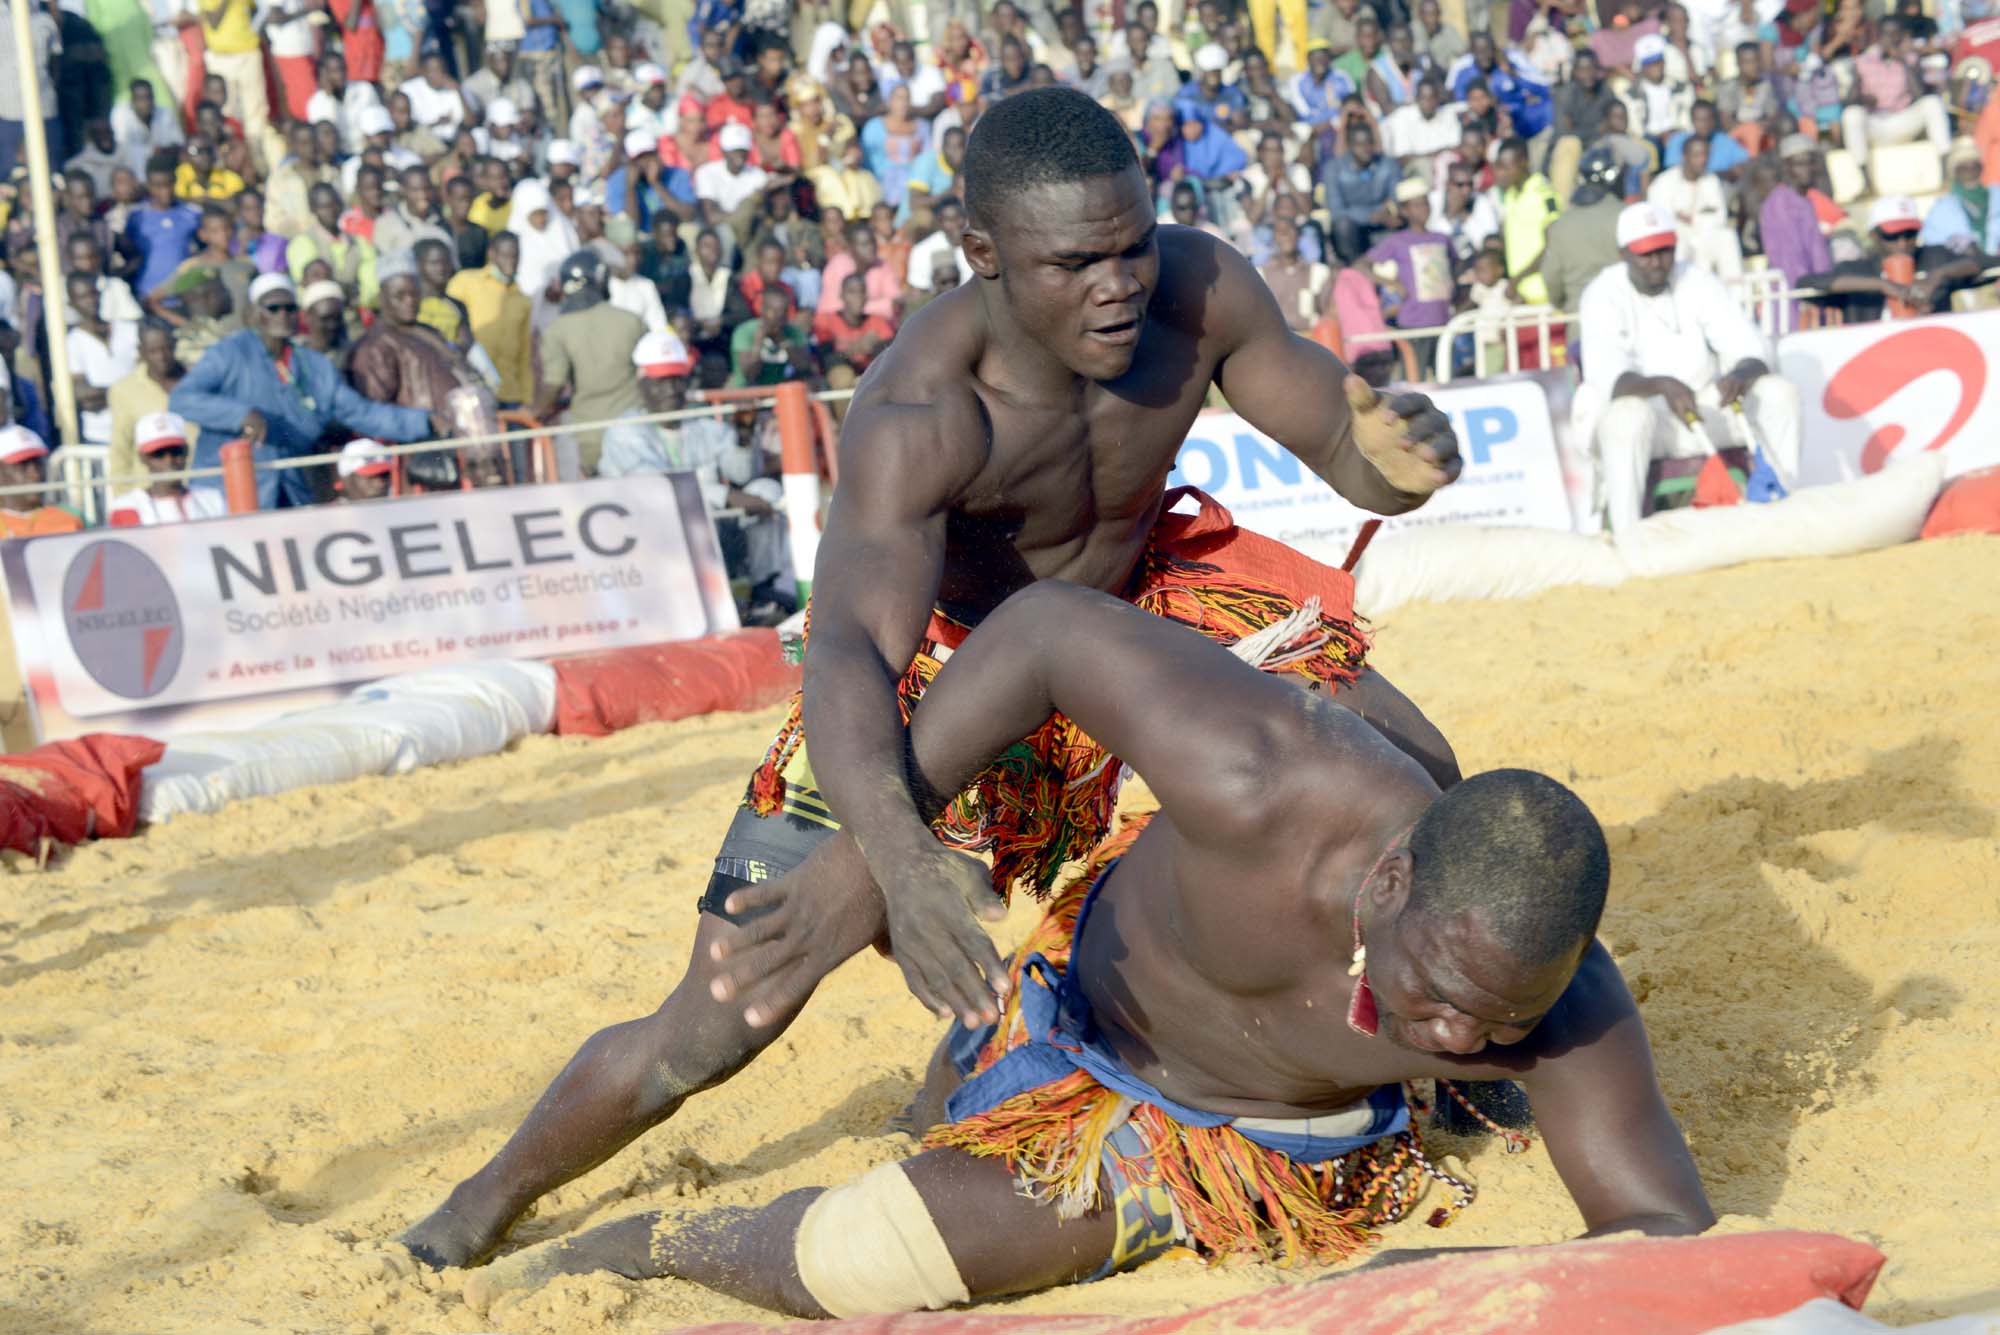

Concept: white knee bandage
[[792, 1162, 971, 1318]]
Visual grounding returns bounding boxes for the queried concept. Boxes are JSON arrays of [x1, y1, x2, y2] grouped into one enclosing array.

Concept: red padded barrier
[[664, 1230, 1883, 1335], [551, 631, 802, 737]]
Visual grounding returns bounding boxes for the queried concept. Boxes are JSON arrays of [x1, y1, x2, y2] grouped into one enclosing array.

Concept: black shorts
[[698, 784, 840, 925]]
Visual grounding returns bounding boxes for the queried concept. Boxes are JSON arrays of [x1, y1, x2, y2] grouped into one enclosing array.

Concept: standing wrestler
[[403, 87, 1463, 1269]]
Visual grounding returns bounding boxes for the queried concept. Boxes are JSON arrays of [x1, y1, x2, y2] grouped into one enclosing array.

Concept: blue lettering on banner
[[1235, 434, 1303, 489], [1170, 406, 1522, 491], [1462, 407, 1517, 466], [1174, 437, 1228, 491]]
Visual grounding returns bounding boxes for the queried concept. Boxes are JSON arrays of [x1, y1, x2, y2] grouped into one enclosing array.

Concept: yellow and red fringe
[[924, 813, 1475, 1268], [746, 541, 1368, 903]]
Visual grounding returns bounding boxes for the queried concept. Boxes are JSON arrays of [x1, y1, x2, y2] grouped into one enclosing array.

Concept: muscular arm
[[1203, 234, 1460, 512], [902, 580, 1328, 853], [799, 392, 998, 1016], [1448, 946, 1713, 1238]]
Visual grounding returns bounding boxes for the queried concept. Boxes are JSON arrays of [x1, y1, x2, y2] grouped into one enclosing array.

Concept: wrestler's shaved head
[[960, 86, 1139, 230], [1404, 769, 1609, 966]]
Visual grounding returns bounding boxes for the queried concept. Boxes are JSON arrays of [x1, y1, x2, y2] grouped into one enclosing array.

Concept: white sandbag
[[1703, 1297, 2000, 1334], [138, 661, 558, 823], [139, 721, 407, 823], [1353, 525, 1628, 617], [337, 660, 558, 772], [1614, 453, 1944, 580]]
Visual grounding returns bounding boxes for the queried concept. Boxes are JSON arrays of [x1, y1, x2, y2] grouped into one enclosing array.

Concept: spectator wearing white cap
[[1630, 34, 1693, 148], [627, 62, 678, 144], [695, 123, 773, 236], [1367, 177, 1455, 368], [605, 128, 697, 232], [463, 42, 541, 127], [336, 438, 395, 502], [477, 98, 529, 163], [1577, 202, 1801, 534], [568, 65, 609, 147], [0, 427, 82, 538], [170, 272, 441, 508], [307, 51, 389, 157], [1797, 196, 1993, 322], [108, 411, 226, 526], [1179, 43, 1247, 131], [545, 138, 584, 188], [298, 278, 361, 376]]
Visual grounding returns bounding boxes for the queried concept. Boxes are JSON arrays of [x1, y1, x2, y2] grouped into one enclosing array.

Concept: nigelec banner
[[1, 474, 737, 738]]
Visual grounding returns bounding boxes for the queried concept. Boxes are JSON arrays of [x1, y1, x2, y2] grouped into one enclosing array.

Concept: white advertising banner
[[1, 474, 737, 739], [1779, 308, 2000, 486], [1169, 377, 1576, 563]]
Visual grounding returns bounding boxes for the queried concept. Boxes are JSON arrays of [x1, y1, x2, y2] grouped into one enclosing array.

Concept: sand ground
[[2, 537, 1997, 1334]]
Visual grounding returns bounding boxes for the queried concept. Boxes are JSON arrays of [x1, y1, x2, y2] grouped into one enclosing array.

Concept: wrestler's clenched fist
[[1346, 373, 1464, 499]]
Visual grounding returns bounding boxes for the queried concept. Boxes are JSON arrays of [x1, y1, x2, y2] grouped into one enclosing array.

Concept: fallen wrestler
[[461, 581, 1714, 1318], [405, 86, 1474, 1268]]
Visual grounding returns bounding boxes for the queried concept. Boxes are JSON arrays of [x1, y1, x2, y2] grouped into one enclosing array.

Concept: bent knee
[[793, 1165, 969, 1317]]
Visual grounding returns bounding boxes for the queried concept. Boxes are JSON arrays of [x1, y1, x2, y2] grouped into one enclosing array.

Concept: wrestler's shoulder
[[1148, 225, 1275, 350], [846, 290, 993, 459]]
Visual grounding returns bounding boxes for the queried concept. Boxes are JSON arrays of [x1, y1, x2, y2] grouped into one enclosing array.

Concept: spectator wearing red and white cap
[[1796, 195, 1993, 323], [0, 427, 83, 539], [108, 412, 227, 526], [1577, 201, 1801, 533], [600, 330, 734, 481], [336, 438, 396, 502], [600, 330, 791, 619]]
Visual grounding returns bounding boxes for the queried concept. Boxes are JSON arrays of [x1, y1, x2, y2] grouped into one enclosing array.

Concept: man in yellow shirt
[[807, 138, 885, 225], [469, 160, 515, 234], [173, 139, 247, 202], [197, 0, 271, 149], [107, 322, 186, 485], [445, 232, 535, 405], [1494, 137, 1561, 306]]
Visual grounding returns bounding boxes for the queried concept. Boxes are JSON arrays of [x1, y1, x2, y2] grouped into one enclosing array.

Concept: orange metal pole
[[809, 397, 840, 486], [771, 382, 820, 599], [219, 439, 259, 513], [772, 381, 815, 478]]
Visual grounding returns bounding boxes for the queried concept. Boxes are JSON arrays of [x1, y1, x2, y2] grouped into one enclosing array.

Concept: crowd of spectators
[[0, 0, 1993, 549]]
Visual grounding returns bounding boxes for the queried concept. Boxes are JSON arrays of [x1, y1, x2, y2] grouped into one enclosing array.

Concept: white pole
[[10, 0, 80, 447]]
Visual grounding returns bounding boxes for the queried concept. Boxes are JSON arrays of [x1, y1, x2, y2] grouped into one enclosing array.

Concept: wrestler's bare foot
[[400, 1178, 527, 1271], [461, 1214, 660, 1315]]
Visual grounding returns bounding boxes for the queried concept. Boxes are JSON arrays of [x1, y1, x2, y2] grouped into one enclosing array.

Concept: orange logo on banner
[[1822, 326, 1986, 473]]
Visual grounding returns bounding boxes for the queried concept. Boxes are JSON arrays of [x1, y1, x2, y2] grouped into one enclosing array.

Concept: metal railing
[[0, 385, 860, 507]]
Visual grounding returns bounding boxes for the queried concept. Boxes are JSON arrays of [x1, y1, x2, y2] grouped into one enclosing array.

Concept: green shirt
[[727, 317, 810, 387]]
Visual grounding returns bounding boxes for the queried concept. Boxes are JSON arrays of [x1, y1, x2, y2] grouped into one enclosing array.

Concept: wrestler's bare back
[[1069, 701, 1634, 1124], [841, 227, 1239, 618]]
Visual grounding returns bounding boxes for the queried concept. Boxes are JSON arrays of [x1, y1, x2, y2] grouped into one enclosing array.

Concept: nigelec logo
[[61, 541, 185, 700]]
